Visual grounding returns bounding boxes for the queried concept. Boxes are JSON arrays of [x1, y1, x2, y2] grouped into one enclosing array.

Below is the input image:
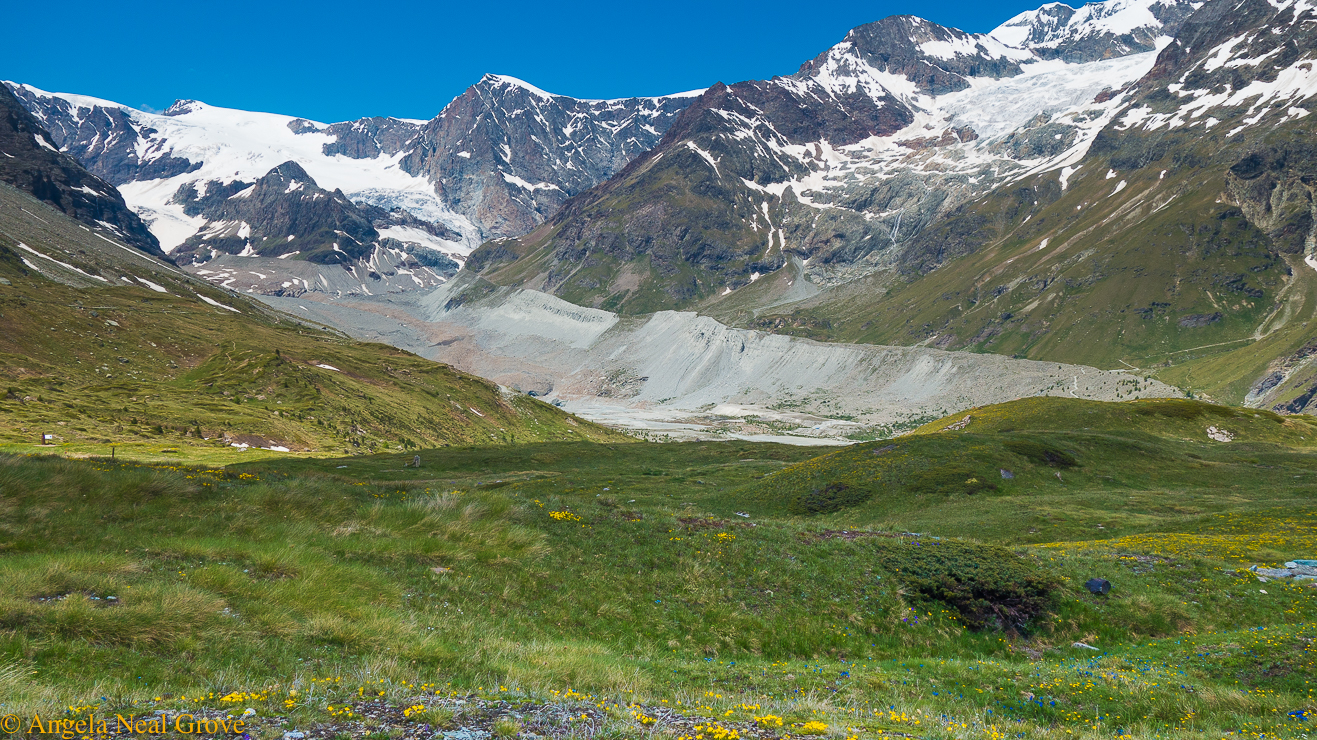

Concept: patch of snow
[[134, 276, 169, 293], [685, 141, 721, 175], [1059, 165, 1080, 191], [500, 171, 563, 191], [15, 243, 108, 282], [196, 293, 241, 312]]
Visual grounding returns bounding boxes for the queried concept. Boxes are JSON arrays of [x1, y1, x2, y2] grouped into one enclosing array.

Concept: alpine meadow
[[3, 0, 1317, 738]]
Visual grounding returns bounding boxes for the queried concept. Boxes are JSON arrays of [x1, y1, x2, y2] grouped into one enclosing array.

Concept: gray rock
[[1256, 568, 1295, 578], [441, 729, 491, 740]]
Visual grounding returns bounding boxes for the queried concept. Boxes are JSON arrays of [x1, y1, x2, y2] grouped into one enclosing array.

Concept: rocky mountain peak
[[172, 161, 376, 265], [265, 160, 317, 186], [163, 99, 204, 116], [475, 74, 561, 100], [800, 15, 1032, 97]]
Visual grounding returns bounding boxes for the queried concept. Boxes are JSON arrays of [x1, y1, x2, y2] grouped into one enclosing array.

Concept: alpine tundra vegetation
[[2, 0, 1317, 736]]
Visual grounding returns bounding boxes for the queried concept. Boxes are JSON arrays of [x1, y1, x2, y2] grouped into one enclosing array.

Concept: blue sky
[[6, 0, 1083, 122]]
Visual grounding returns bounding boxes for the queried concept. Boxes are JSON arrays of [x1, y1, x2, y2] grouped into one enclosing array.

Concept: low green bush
[[787, 481, 874, 515], [871, 539, 1057, 633], [1134, 399, 1237, 420], [1003, 439, 1078, 467]]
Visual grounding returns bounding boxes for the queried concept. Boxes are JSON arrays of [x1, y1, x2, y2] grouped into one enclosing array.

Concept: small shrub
[[1003, 439, 1077, 467], [1134, 399, 1235, 420], [870, 540, 1058, 633], [788, 481, 873, 515]]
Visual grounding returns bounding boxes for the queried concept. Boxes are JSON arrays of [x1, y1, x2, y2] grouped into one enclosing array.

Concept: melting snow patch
[[685, 141, 721, 175], [468, 407, 485, 417], [196, 293, 241, 312], [1059, 165, 1080, 191], [134, 276, 169, 293], [501, 172, 561, 191], [316, 364, 339, 371], [16, 243, 108, 282], [1109, 180, 1127, 196], [1105, 169, 1117, 179]]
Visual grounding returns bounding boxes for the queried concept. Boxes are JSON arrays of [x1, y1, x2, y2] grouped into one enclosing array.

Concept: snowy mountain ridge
[[5, 75, 702, 262], [990, 0, 1199, 60]]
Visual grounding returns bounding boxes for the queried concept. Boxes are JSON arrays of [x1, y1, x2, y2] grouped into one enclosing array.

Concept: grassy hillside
[[1, 397, 1314, 739], [0, 182, 621, 454], [739, 397, 1317, 541]]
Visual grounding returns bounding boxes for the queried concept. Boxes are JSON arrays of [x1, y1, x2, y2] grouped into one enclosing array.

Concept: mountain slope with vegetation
[[700, 0, 1317, 414], [0, 179, 620, 453]]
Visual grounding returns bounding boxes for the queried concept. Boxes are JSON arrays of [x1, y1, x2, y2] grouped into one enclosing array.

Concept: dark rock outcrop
[[172, 162, 379, 265], [0, 83, 165, 258]]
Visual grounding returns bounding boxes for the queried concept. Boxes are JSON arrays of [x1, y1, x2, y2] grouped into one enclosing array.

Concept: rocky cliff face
[[468, 0, 1197, 313], [172, 161, 380, 265], [167, 160, 458, 297], [0, 84, 164, 258], [396, 75, 699, 240]]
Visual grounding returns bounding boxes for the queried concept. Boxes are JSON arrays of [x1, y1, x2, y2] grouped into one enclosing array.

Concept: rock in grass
[[1085, 578, 1111, 595], [1256, 567, 1294, 578]]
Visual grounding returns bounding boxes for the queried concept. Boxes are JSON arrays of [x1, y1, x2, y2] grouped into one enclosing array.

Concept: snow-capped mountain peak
[[991, 0, 1199, 61], [481, 74, 559, 100]]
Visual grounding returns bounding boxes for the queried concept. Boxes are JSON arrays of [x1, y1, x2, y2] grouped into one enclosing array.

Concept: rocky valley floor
[[254, 276, 1180, 444]]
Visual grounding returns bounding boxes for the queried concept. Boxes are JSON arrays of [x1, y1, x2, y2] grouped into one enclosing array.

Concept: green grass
[[0, 397, 1315, 739]]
